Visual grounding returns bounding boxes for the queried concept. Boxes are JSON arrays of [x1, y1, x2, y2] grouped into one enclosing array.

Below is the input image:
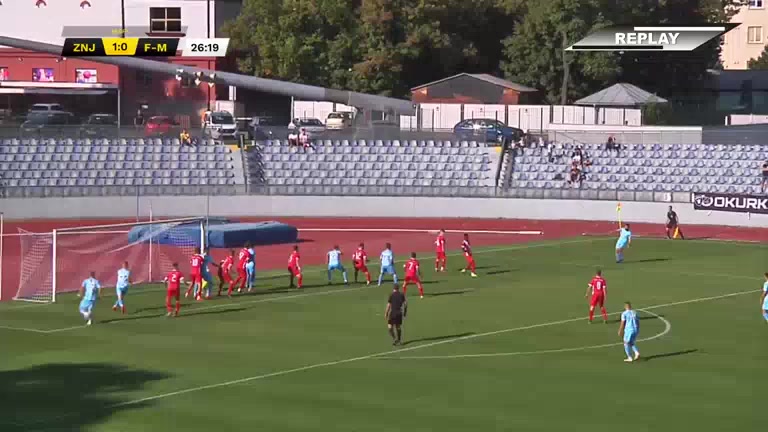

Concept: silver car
[[288, 117, 325, 139]]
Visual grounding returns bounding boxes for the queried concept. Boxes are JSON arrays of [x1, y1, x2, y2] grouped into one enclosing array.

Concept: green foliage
[[223, 0, 738, 101], [748, 46, 768, 70]]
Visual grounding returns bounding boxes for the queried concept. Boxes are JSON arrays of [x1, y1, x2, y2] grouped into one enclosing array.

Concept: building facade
[[0, 0, 241, 124], [722, 0, 768, 70]]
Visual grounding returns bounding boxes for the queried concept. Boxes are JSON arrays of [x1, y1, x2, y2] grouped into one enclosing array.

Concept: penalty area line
[[299, 228, 543, 235], [103, 288, 754, 410]]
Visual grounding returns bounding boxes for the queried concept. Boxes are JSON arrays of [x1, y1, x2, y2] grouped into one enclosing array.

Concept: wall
[[1, 195, 764, 228], [0, 52, 120, 84], [0, 0, 215, 48], [722, 4, 768, 70]]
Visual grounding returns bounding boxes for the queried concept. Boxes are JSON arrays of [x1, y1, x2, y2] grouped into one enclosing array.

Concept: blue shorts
[[762, 296, 768, 310], [328, 264, 345, 272], [79, 299, 95, 313], [116, 285, 129, 295], [623, 332, 637, 344], [245, 264, 255, 274], [202, 272, 214, 283], [381, 265, 395, 275], [616, 241, 627, 250]]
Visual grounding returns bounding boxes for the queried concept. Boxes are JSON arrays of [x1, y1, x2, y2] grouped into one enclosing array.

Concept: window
[[136, 70, 152, 86], [180, 73, 195, 88], [748, 26, 763, 44], [149, 7, 182, 33], [750, 0, 764, 8], [0, 67, 8, 81]]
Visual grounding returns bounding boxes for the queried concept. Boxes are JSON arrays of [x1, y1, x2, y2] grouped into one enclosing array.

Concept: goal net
[[13, 217, 206, 303]]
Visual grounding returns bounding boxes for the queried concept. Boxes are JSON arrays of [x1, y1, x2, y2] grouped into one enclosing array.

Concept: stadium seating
[[0, 138, 238, 196], [247, 139, 496, 188], [508, 143, 767, 194]]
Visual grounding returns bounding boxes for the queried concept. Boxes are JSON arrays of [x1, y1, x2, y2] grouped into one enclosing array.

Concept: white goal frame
[[10, 216, 207, 303]]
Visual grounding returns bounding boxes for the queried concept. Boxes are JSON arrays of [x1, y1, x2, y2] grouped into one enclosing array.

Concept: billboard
[[693, 192, 768, 214]]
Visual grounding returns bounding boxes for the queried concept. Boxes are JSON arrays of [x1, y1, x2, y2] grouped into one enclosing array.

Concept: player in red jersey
[[460, 233, 478, 277], [402, 252, 425, 298], [229, 242, 252, 296], [435, 229, 447, 272], [352, 243, 371, 285], [585, 269, 608, 323], [218, 249, 235, 296], [164, 263, 185, 317], [185, 247, 204, 300], [288, 245, 303, 289]]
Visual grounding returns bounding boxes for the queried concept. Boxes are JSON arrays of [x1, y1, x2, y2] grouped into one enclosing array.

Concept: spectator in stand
[[298, 128, 314, 151], [571, 146, 583, 167], [606, 135, 619, 153], [567, 163, 583, 188], [762, 160, 768, 193], [180, 129, 193, 147]]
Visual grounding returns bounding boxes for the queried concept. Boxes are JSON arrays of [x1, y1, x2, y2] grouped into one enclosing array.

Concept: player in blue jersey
[[378, 243, 398, 286], [200, 248, 219, 299], [615, 224, 632, 263], [78, 272, 101, 326], [618, 301, 640, 362], [246, 245, 256, 292], [112, 261, 131, 314], [327, 245, 348, 285], [761, 273, 768, 323]]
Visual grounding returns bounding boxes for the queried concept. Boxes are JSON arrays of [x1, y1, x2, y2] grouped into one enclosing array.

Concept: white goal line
[[298, 228, 544, 235]]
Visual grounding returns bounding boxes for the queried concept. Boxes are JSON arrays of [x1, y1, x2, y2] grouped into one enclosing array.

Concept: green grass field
[[0, 236, 764, 432]]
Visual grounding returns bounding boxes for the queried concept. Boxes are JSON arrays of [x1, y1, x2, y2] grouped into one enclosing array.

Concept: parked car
[[144, 116, 178, 137], [79, 113, 118, 138], [20, 111, 77, 137], [325, 112, 353, 130], [202, 110, 238, 140], [453, 118, 523, 144], [28, 103, 64, 114], [288, 117, 326, 139], [247, 116, 284, 140]]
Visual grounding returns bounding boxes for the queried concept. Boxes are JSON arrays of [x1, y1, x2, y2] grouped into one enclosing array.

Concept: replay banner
[[566, 24, 739, 52]]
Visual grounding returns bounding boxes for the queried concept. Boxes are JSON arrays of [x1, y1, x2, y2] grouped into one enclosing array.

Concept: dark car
[[79, 113, 118, 138], [20, 111, 77, 137], [453, 118, 523, 144], [248, 116, 286, 141]]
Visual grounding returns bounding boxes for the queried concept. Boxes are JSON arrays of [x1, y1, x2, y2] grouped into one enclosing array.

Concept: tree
[[501, 0, 619, 104], [748, 46, 768, 70]]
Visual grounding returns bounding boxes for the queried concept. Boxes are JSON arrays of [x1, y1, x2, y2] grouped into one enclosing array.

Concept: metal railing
[[0, 183, 691, 204]]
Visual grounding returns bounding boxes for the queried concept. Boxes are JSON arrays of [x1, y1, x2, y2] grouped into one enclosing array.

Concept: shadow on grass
[[485, 270, 512, 276], [643, 349, 698, 361], [101, 307, 246, 323], [632, 258, 671, 264], [0, 363, 170, 431], [427, 289, 473, 298], [402, 332, 474, 346]]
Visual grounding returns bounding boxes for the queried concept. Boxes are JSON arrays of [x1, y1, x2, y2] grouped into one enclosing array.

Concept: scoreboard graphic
[[61, 38, 229, 57]]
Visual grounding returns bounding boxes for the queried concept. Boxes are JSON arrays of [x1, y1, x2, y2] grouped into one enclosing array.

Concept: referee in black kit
[[385, 283, 407, 346]]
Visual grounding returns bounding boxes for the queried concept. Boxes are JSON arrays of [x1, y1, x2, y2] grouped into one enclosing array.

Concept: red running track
[[3, 217, 767, 301]]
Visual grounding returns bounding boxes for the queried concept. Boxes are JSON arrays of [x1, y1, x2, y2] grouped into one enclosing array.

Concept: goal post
[[14, 217, 207, 303]]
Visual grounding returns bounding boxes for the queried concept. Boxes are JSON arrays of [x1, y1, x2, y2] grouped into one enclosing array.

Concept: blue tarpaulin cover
[[127, 221, 298, 248]]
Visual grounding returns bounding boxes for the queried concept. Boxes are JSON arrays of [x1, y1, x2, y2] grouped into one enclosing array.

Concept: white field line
[[106, 288, 755, 409], [299, 228, 543, 235], [386, 308, 671, 360], [0, 238, 598, 333]]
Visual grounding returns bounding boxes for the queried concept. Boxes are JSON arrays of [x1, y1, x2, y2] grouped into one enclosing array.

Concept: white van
[[202, 110, 238, 139]]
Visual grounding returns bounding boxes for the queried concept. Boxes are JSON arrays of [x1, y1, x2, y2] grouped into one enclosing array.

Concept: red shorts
[[436, 251, 446, 260], [465, 254, 474, 263], [590, 294, 605, 307], [190, 273, 202, 284], [167, 288, 180, 298], [354, 264, 369, 272], [404, 275, 421, 284], [288, 266, 301, 276], [221, 273, 233, 283]]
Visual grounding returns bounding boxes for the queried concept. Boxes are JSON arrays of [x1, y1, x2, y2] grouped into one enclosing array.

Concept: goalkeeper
[[200, 248, 219, 300]]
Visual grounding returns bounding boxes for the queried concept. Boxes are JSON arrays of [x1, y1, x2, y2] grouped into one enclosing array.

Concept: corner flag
[[616, 202, 622, 227]]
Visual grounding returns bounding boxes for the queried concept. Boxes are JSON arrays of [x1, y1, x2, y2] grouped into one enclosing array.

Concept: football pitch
[[0, 236, 763, 432]]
